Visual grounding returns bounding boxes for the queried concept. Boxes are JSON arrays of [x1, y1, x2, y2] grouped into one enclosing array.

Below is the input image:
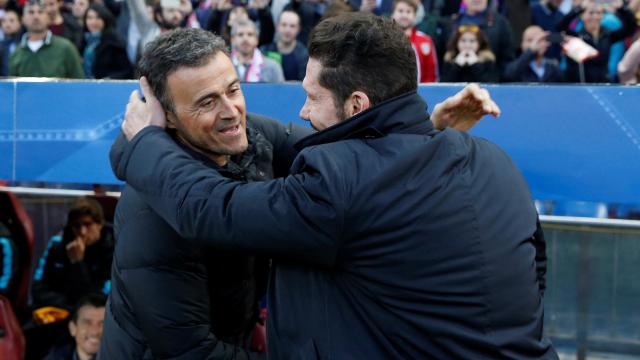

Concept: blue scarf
[[83, 32, 101, 79]]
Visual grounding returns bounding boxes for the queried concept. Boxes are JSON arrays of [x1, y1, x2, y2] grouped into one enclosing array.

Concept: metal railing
[[540, 216, 640, 360]]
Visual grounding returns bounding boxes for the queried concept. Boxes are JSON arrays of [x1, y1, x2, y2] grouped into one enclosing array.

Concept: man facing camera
[[113, 14, 555, 359]]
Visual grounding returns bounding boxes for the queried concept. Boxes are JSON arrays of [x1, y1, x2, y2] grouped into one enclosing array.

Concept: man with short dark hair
[[99, 28, 294, 359], [44, 293, 106, 360], [32, 197, 113, 311], [9, 0, 84, 78], [231, 19, 284, 82], [261, 10, 308, 81], [113, 13, 555, 358]]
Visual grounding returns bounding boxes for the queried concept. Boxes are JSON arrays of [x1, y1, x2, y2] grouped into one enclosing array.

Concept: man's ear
[[344, 91, 371, 118], [69, 320, 77, 337], [166, 111, 178, 129]]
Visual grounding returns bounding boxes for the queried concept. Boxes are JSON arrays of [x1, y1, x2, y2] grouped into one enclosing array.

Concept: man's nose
[[219, 96, 239, 119], [299, 101, 310, 121]]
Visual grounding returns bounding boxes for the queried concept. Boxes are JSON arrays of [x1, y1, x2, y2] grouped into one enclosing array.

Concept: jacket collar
[[20, 30, 52, 48], [294, 91, 434, 151]]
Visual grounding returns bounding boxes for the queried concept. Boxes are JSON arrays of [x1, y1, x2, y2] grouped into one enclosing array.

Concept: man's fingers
[[139, 77, 152, 101], [129, 90, 140, 104]]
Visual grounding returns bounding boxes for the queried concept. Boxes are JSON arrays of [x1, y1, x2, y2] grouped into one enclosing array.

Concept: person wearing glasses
[[32, 197, 114, 311]]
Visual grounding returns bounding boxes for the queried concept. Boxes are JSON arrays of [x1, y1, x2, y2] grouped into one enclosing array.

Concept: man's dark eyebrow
[[193, 79, 241, 105], [194, 91, 220, 105]]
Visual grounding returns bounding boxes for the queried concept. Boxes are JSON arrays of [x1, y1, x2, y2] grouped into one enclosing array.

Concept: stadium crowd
[[1, 0, 639, 84]]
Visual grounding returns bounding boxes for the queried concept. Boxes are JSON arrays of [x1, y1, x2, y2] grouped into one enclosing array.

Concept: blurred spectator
[[349, 0, 392, 16], [441, 24, 498, 82], [443, 0, 515, 77], [556, 0, 637, 83], [319, 0, 352, 20], [531, 0, 565, 59], [1, 8, 21, 75], [260, 9, 308, 81], [0, 222, 19, 298], [618, 37, 640, 83], [127, 0, 185, 60], [43, 0, 83, 49], [504, 0, 532, 48], [43, 294, 106, 360], [532, 0, 565, 31], [283, 0, 328, 45], [231, 18, 284, 82], [71, 0, 89, 28], [206, 0, 274, 47], [392, 0, 438, 83], [81, 4, 133, 79], [9, 0, 84, 78], [32, 197, 114, 311], [504, 25, 563, 82]]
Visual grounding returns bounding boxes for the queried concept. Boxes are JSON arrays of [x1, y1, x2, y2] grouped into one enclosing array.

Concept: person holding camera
[[556, 0, 637, 82], [504, 25, 564, 82]]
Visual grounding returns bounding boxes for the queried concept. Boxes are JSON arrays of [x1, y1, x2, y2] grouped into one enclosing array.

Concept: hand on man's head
[[122, 77, 167, 141]]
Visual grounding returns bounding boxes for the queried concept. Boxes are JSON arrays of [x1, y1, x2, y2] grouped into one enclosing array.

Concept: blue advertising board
[[0, 80, 638, 205]]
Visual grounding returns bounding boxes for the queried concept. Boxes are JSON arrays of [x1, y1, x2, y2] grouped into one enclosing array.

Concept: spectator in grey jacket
[[231, 19, 284, 82]]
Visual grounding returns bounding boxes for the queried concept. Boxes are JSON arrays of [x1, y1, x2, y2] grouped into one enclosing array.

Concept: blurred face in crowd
[[165, 53, 248, 165], [159, 6, 183, 28], [581, 1, 604, 34], [71, 215, 103, 246], [228, 6, 248, 27], [300, 58, 348, 131], [457, 31, 479, 53], [1, 10, 21, 36], [69, 305, 105, 359], [72, 0, 89, 19], [43, 0, 61, 18], [391, 1, 416, 31], [85, 8, 104, 33], [463, 0, 488, 15], [277, 11, 300, 44], [22, 4, 50, 34], [232, 23, 258, 57], [521, 26, 548, 55]]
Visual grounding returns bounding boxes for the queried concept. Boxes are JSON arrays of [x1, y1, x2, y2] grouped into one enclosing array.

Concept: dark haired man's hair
[[67, 197, 104, 226], [71, 293, 106, 323], [137, 28, 228, 113], [307, 13, 417, 109]]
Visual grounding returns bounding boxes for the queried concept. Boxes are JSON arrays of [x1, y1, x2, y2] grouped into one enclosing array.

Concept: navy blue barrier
[[1, 80, 639, 205]]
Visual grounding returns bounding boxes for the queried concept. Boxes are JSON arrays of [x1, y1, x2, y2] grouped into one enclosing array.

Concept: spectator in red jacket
[[391, 0, 438, 83]]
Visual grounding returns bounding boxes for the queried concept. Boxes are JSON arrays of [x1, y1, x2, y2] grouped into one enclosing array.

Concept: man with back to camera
[[100, 27, 497, 359], [111, 13, 555, 357]]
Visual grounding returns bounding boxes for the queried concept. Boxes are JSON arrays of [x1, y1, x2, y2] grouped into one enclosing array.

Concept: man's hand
[[66, 238, 86, 264], [122, 77, 167, 141], [430, 83, 501, 132]]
